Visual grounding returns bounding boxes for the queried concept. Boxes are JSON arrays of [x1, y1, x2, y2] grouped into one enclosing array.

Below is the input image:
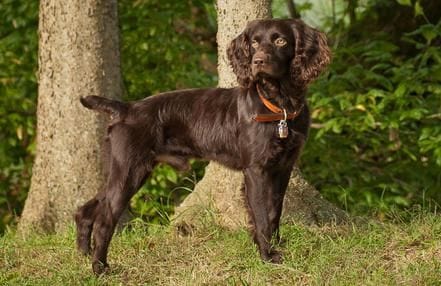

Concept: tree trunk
[[18, 0, 121, 234], [173, 0, 347, 231], [286, 0, 301, 19]]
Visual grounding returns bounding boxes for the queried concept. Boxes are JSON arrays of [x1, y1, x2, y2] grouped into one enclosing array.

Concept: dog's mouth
[[251, 62, 287, 81], [252, 68, 284, 82], [253, 77, 282, 97]]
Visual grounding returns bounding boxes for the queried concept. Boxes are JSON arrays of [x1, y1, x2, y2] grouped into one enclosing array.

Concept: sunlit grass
[[1, 211, 440, 285]]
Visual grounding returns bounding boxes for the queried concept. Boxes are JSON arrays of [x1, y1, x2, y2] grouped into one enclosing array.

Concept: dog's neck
[[254, 78, 303, 113]]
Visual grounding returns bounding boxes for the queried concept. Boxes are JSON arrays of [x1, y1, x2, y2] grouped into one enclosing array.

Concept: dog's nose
[[253, 52, 270, 66]]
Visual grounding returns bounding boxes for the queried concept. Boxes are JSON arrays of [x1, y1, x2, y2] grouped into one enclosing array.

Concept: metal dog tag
[[277, 120, 288, 139]]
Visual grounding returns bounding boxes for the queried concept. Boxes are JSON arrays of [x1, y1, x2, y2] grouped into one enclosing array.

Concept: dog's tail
[[80, 96, 128, 119]]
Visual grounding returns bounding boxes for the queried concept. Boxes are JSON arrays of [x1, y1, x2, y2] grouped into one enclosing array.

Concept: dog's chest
[[249, 120, 304, 166]]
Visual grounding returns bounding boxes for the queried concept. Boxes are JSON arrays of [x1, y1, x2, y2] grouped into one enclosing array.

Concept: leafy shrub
[[0, 1, 38, 232], [119, 0, 217, 99], [302, 20, 441, 216]]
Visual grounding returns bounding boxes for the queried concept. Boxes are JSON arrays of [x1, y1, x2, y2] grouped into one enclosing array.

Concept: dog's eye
[[274, 37, 287, 47], [251, 40, 259, 49]]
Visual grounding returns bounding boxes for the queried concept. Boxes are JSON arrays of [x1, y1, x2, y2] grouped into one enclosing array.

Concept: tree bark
[[173, 0, 347, 231], [19, 0, 121, 234]]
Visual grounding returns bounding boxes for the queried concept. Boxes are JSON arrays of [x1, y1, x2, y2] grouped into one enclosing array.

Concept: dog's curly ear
[[289, 19, 331, 88], [227, 27, 252, 87]]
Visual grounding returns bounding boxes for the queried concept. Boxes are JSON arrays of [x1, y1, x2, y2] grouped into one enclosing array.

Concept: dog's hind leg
[[91, 155, 152, 275], [75, 192, 104, 255]]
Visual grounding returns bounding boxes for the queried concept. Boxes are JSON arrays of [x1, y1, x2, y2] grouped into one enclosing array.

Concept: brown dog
[[75, 18, 331, 274]]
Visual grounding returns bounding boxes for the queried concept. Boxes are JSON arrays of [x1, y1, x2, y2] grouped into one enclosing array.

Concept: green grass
[[1, 212, 441, 285]]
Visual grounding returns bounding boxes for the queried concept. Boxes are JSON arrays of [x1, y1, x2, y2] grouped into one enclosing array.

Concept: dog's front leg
[[243, 167, 281, 263], [267, 168, 292, 244]]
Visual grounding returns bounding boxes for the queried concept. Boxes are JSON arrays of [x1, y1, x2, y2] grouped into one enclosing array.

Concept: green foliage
[[119, 0, 217, 99], [302, 20, 441, 216], [119, 0, 216, 222], [0, 1, 38, 232]]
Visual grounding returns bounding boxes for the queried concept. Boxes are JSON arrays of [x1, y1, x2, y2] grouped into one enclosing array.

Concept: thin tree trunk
[[19, 0, 121, 234], [173, 0, 347, 231], [286, 0, 301, 19], [347, 0, 358, 26]]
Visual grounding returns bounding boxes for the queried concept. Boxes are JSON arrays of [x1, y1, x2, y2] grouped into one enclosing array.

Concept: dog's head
[[227, 19, 331, 88]]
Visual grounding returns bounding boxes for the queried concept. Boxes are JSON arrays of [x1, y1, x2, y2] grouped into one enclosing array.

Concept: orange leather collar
[[253, 84, 303, 122]]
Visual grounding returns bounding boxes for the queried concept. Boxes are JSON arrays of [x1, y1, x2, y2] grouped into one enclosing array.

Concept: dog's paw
[[268, 250, 283, 264], [261, 249, 283, 264], [92, 261, 110, 276]]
